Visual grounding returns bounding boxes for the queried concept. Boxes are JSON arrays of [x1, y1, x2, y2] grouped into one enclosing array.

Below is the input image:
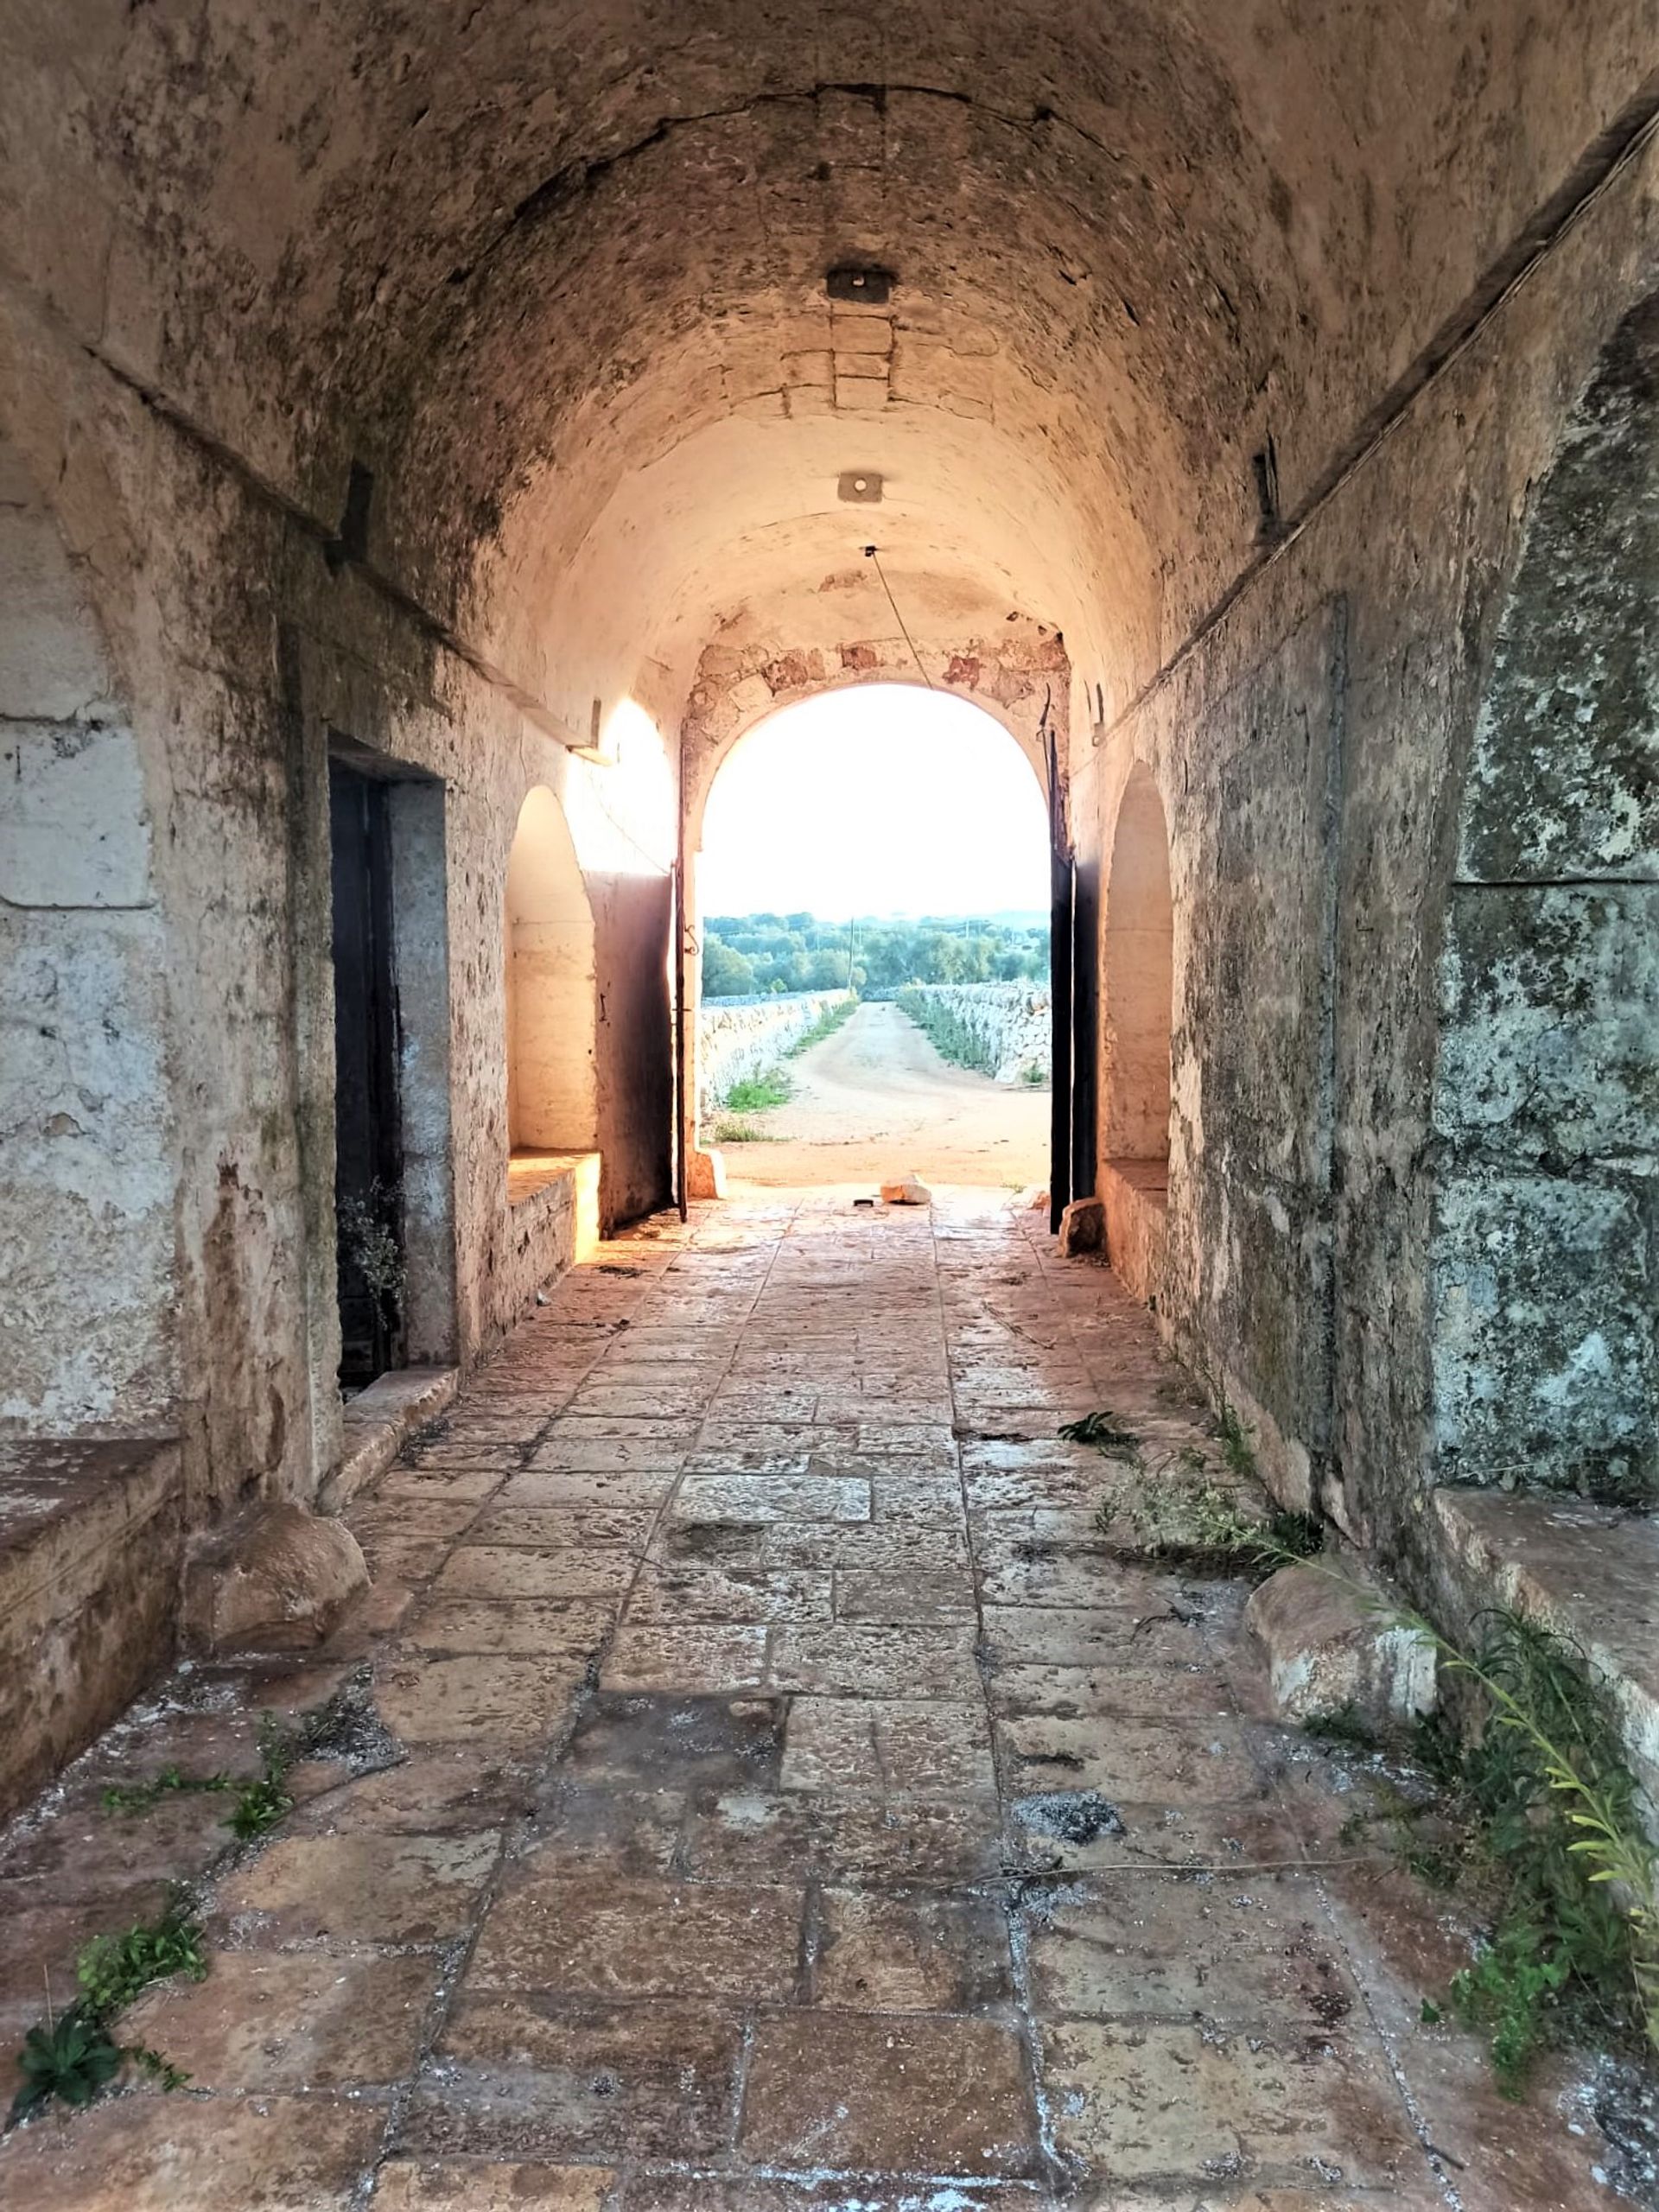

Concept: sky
[[698, 685, 1051, 918]]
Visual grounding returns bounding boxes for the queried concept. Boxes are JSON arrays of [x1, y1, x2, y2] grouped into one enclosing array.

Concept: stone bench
[[0, 1436, 182, 1821]]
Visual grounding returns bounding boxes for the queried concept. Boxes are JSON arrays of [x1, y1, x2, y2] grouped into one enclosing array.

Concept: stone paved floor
[[0, 1192, 1625, 2209]]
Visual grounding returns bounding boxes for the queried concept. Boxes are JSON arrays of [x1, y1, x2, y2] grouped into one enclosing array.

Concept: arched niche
[[1095, 762, 1173, 1304], [0, 425, 175, 1432], [504, 785, 599, 1154], [1102, 765, 1174, 1168], [1431, 291, 1658, 1503]]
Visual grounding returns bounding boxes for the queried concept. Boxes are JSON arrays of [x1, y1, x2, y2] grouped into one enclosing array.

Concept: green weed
[[77, 1905, 207, 2018], [1059, 1409, 1143, 1455], [9, 2007, 124, 2120], [102, 1764, 235, 1815], [8, 1902, 203, 2126], [785, 997, 857, 1056], [1294, 1581, 1659, 2096], [722, 1071, 792, 1113]]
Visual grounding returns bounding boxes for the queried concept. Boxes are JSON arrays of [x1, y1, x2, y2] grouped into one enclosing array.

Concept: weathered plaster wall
[[0, 289, 675, 1525], [1093, 141, 1659, 1566], [1431, 295, 1659, 1502], [898, 984, 1051, 1085], [700, 991, 855, 1114], [0, 434, 176, 1435]]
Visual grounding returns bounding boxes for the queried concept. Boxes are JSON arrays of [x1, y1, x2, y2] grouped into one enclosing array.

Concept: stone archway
[[677, 622, 1067, 1168], [1431, 291, 1659, 1503]]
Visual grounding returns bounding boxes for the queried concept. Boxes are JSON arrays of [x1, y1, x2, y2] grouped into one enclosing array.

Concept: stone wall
[[1076, 134, 1659, 1560], [899, 984, 1052, 1084], [700, 993, 852, 1115]]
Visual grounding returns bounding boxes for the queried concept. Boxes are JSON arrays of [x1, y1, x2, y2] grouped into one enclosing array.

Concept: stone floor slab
[[740, 2012, 1039, 2175], [124, 1948, 439, 2090]]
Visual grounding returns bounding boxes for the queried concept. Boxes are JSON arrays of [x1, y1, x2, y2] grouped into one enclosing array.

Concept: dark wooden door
[[1070, 854, 1099, 1205], [329, 760, 405, 1388]]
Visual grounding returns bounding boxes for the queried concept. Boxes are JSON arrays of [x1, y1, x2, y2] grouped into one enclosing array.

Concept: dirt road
[[713, 998, 1050, 1188]]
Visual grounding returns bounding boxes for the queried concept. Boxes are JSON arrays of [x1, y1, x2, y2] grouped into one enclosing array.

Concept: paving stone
[[987, 1660, 1233, 1717], [769, 1624, 982, 1697], [525, 1438, 690, 1473], [618, 2180, 1027, 2210], [626, 1563, 834, 1623], [286, 1749, 533, 1836], [835, 1566, 978, 1621], [740, 2012, 1039, 2174], [674, 1472, 871, 1523], [781, 1695, 995, 1794], [378, 1464, 517, 1501], [215, 1831, 499, 1946], [407, 1994, 743, 2158], [601, 1624, 769, 1693], [124, 1949, 439, 2090], [982, 1604, 1209, 1669], [406, 1597, 619, 1655], [1023, 1878, 1360, 2028], [376, 1654, 588, 1746], [527, 1784, 685, 1874], [561, 1691, 785, 1787], [815, 1887, 1013, 2010], [469, 1872, 803, 1998], [999, 1711, 1262, 1808], [495, 1469, 680, 1512], [467, 1505, 657, 1550], [1040, 2018, 1422, 2186], [679, 1790, 1003, 1884], [373, 2162, 615, 2209], [434, 1546, 636, 1599], [0, 2094, 385, 2209]]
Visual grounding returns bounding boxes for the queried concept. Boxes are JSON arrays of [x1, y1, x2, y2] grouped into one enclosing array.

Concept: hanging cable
[[863, 544, 935, 688]]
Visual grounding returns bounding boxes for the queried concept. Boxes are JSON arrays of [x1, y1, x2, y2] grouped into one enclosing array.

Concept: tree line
[[702, 911, 1048, 998]]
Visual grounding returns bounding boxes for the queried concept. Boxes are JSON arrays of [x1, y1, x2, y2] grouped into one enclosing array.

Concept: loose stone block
[[1244, 1562, 1436, 1725]]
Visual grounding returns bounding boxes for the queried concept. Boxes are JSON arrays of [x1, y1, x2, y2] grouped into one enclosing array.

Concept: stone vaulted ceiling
[[4, 0, 1653, 737]]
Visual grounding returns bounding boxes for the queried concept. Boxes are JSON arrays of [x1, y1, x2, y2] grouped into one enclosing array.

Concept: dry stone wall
[[900, 984, 1051, 1084], [700, 992, 852, 1115]]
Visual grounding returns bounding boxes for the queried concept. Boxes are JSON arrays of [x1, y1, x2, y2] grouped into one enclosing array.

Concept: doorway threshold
[[324, 1366, 459, 1511]]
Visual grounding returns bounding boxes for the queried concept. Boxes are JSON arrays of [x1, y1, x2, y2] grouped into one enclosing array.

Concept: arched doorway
[[688, 682, 1054, 1192], [1432, 292, 1658, 1503], [1097, 762, 1174, 1301]]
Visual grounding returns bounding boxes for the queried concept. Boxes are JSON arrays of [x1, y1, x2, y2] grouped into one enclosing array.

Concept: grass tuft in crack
[[1095, 1463, 1321, 1578]]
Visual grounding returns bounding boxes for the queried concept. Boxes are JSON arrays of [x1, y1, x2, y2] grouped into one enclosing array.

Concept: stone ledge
[[0, 1436, 182, 1820], [1433, 1485, 1659, 1819], [323, 1366, 460, 1512], [1099, 1157, 1167, 1304]]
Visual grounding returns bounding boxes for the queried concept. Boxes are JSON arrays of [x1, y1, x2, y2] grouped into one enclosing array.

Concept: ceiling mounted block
[[838, 471, 883, 503], [826, 264, 893, 304]]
